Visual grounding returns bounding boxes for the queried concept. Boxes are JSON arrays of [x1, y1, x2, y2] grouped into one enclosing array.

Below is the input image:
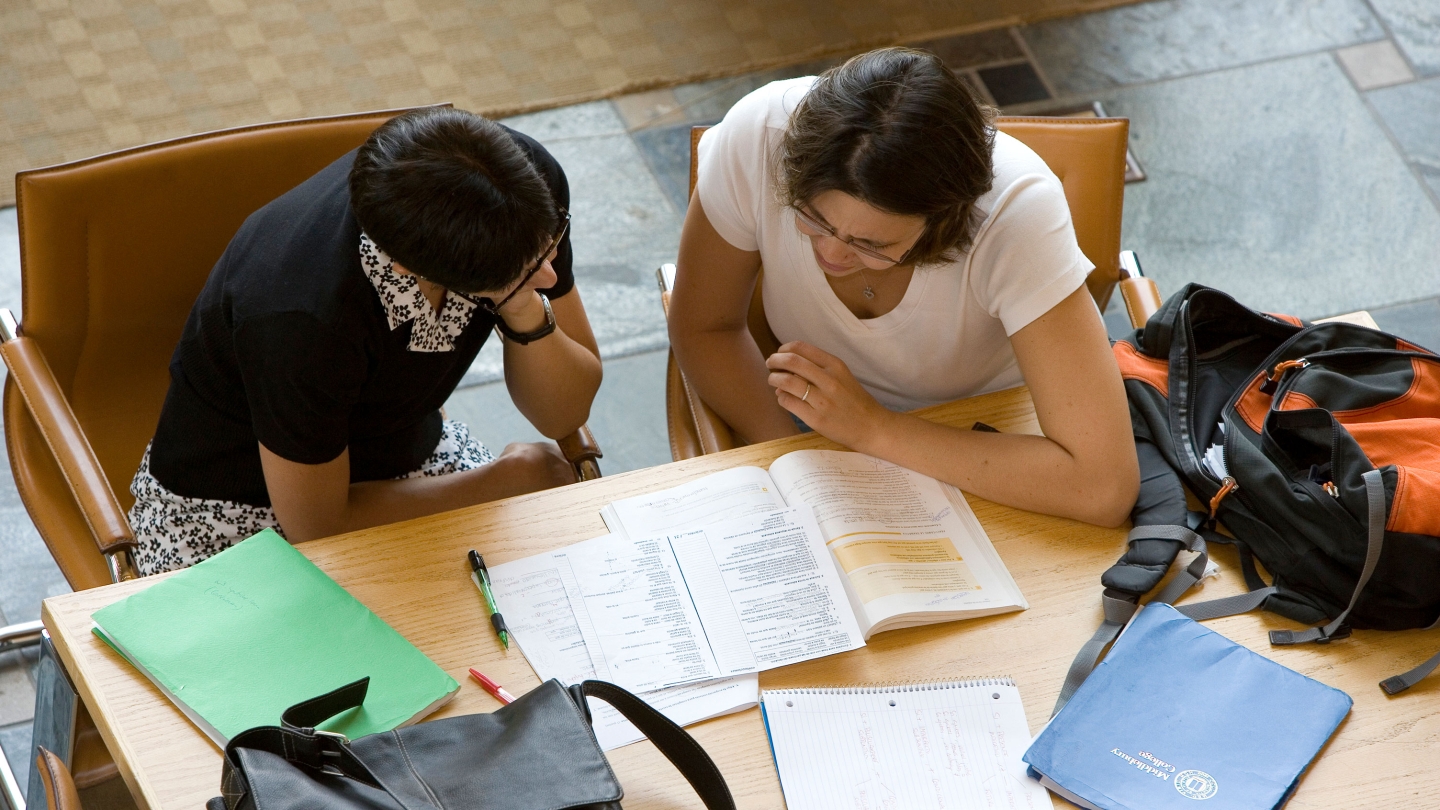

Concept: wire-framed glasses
[[792, 207, 914, 270], [477, 210, 570, 315]]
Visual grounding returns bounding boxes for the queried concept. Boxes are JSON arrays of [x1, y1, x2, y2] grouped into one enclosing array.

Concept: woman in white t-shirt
[[669, 48, 1139, 526]]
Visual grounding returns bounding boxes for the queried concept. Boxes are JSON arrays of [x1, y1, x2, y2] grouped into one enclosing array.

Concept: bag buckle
[[311, 729, 350, 777]]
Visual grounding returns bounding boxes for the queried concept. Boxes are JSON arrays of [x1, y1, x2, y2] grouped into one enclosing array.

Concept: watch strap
[[493, 293, 556, 345]]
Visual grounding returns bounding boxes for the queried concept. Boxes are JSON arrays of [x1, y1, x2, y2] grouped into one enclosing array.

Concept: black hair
[[349, 107, 559, 292], [779, 47, 996, 265]]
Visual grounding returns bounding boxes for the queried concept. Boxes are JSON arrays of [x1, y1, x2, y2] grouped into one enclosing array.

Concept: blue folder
[[1023, 603, 1351, 810]]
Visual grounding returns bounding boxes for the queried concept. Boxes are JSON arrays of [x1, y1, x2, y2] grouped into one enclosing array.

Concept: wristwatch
[[493, 293, 557, 345]]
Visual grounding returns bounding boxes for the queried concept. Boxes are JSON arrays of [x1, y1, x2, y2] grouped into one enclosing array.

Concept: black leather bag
[[206, 677, 735, 810]]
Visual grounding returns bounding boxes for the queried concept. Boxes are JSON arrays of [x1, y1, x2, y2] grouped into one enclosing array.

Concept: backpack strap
[[1270, 469, 1385, 646], [1053, 522, 1278, 717]]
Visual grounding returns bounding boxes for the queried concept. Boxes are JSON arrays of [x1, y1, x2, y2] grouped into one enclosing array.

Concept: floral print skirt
[[128, 420, 495, 576]]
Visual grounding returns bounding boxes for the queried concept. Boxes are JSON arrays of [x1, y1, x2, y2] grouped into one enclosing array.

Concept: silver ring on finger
[[801, 383, 811, 402]]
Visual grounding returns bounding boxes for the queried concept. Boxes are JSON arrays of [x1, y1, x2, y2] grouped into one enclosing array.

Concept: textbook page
[[601, 465, 787, 538], [768, 450, 1026, 637], [568, 507, 865, 692], [488, 552, 757, 751]]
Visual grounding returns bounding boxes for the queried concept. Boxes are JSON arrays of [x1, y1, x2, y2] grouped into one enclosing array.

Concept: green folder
[[92, 529, 459, 747]]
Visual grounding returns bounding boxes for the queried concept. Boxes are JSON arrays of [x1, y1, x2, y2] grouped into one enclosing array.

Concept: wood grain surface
[[41, 386, 1440, 809]]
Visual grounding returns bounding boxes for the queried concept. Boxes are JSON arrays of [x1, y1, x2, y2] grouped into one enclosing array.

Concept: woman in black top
[[130, 108, 602, 574]]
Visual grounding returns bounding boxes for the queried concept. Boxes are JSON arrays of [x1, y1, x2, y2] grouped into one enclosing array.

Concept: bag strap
[[1053, 523, 1277, 717], [224, 677, 734, 810], [581, 680, 736, 810], [1270, 469, 1385, 646]]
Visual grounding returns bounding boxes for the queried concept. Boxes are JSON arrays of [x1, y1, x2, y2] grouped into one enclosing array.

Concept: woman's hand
[[766, 341, 893, 451]]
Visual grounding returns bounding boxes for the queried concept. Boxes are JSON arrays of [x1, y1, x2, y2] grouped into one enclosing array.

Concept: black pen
[[468, 550, 510, 649]]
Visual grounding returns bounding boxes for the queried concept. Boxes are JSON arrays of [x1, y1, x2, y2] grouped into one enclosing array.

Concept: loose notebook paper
[[489, 555, 758, 751], [1023, 603, 1352, 810], [762, 680, 1049, 810], [92, 529, 459, 746]]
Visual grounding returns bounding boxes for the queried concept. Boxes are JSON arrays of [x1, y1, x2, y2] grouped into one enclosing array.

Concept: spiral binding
[[764, 677, 1014, 696]]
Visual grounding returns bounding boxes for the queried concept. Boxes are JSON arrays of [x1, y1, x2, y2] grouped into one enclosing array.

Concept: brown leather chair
[[33, 747, 82, 810], [0, 107, 604, 788], [660, 117, 1164, 460]]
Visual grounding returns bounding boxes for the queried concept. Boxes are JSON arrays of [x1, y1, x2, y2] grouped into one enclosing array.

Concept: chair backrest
[[7, 106, 437, 589], [992, 116, 1129, 309], [686, 115, 1129, 333]]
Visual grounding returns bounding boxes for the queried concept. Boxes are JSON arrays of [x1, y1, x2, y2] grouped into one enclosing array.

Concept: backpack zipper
[[1208, 476, 1238, 521], [1259, 358, 1309, 394]]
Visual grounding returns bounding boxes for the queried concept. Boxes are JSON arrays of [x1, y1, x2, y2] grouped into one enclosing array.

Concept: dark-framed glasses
[[478, 210, 570, 315], [793, 207, 912, 270]]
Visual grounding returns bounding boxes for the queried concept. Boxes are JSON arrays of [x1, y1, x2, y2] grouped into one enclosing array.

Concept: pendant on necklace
[[862, 287, 876, 300]]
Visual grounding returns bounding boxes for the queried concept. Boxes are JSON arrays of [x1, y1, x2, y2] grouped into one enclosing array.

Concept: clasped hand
[[766, 341, 892, 450]]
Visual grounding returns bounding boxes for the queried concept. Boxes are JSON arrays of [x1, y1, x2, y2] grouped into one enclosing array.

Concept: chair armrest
[[1117, 251, 1162, 330], [557, 424, 603, 480], [0, 312, 138, 579]]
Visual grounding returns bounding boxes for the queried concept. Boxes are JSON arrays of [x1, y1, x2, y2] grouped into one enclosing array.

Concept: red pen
[[468, 668, 516, 704]]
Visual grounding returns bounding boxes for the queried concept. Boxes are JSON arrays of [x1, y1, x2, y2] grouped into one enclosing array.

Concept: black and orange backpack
[[1057, 284, 1440, 712]]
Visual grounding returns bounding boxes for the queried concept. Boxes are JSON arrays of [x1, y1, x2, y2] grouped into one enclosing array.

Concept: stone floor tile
[[1337, 40, 1416, 89], [0, 208, 18, 317], [632, 122, 704, 214], [611, 88, 683, 130], [978, 62, 1051, 106], [470, 106, 680, 385], [1367, 76, 1440, 201], [0, 651, 35, 727], [1023, 0, 1383, 94], [911, 28, 1024, 70], [1368, 297, 1440, 351], [0, 506, 69, 628], [500, 100, 626, 141], [0, 719, 31, 796], [1368, 0, 1440, 76], [1100, 53, 1440, 317], [445, 347, 672, 477]]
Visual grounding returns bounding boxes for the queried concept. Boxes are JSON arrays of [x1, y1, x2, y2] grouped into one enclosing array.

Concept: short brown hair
[[778, 47, 996, 265]]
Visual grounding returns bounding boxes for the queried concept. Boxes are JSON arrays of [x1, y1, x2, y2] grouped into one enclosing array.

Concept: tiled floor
[[1, 0, 1439, 798]]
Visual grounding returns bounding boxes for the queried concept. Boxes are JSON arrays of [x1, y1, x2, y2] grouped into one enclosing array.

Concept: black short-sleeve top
[[147, 127, 574, 507]]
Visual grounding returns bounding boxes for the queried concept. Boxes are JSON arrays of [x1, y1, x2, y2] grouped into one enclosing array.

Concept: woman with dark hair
[[128, 107, 602, 574], [669, 47, 1139, 526]]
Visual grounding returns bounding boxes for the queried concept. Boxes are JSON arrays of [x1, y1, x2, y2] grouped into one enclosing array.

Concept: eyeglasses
[[793, 207, 916, 270], [477, 210, 570, 315]]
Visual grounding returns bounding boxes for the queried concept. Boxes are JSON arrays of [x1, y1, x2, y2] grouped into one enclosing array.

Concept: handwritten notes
[[761, 680, 1048, 810]]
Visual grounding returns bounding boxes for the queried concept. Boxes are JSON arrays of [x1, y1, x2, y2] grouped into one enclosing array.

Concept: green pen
[[468, 550, 510, 649]]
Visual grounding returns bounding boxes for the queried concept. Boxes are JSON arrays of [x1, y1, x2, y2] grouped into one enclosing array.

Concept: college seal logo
[[1174, 769, 1218, 800]]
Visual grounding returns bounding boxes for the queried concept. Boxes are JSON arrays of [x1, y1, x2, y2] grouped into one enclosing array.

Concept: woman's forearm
[[852, 411, 1138, 527], [670, 323, 799, 444]]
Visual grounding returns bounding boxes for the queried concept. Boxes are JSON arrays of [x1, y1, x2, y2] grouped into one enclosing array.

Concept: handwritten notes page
[[768, 450, 1027, 637], [569, 507, 865, 692], [761, 680, 1049, 810], [488, 553, 757, 751]]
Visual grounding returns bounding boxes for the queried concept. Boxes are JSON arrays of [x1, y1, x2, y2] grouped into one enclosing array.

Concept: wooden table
[[41, 387, 1440, 809]]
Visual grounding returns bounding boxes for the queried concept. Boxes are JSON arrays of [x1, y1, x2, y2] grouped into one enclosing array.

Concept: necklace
[[857, 267, 878, 299]]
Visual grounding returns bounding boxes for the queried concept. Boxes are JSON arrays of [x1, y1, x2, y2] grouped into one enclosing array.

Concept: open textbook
[[602, 449, 1027, 638], [495, 506, 865, 694]]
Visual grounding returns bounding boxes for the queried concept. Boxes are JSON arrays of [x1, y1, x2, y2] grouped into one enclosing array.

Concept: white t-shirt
[[695, 77, 1093, 412]]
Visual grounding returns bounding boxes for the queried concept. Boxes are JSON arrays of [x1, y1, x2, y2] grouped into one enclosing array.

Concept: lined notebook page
[[761, 680, 1049, 810]]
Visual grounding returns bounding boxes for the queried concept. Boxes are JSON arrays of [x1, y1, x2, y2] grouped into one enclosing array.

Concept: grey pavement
[[3, 0, 1440, 797]]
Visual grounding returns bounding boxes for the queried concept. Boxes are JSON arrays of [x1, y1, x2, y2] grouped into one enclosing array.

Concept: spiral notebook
[[760, 680, 1050, 810]]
